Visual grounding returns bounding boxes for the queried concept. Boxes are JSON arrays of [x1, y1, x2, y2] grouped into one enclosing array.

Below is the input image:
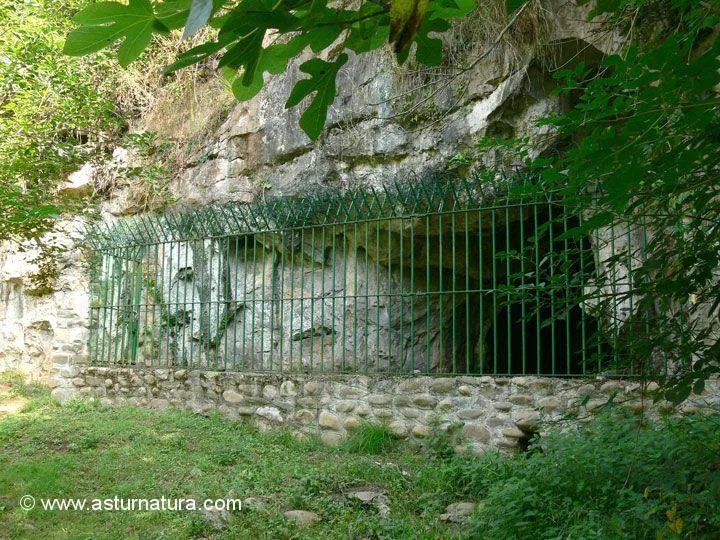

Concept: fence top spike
[[86, 175, 552, 250]]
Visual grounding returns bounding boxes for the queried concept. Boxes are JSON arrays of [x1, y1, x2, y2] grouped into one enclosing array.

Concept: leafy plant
[[64, 0, 481, 140], [492, 0, 720, 401], [462, 410, 720, 539], [0, 0, 122, 242]]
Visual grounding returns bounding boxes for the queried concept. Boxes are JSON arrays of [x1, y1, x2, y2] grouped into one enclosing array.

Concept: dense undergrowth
[[1, 373, 719, 539], [423, 410, 720, 539], [0, 0, 228, 242]]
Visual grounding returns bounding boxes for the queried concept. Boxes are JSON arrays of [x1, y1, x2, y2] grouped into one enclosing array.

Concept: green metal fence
[[87, 178, 638, 375]]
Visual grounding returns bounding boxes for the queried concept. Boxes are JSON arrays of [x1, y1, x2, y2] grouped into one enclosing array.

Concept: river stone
[[222, 390, 243, 404], [389, 420, 408, 437], [412, 395, 438, 409], [283, 510, 319, 526], [319, 410, 341, 430], [462, 424, 490, 442], [440, 502, 477, 523], [429, 378, 455, 394], [256, 406, 283, 422]]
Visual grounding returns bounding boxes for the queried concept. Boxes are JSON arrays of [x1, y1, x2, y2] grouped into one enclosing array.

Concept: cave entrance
[[87, 179, 615, 375], [399, 200, 612, 375]]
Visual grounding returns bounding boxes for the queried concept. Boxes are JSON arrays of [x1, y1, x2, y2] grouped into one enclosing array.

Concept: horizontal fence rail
[[88, 179, 643, 376]]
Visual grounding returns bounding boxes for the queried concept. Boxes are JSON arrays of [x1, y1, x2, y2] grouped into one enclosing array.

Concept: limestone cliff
[[1, 0, 621, 381]]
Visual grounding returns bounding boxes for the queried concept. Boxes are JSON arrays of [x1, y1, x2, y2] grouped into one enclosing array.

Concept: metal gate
[[87, 178, 636, 375]]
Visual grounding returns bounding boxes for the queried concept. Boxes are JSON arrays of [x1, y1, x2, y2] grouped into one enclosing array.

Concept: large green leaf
[[505, 0, 526, 13], [217, 29, 265, 85], [182, 0, 213, 39], [286, 54, 348, 140], [218, 0, 299, 38], [396, 0, 475, 66], [346, 2, 390, 53], [63, 0, 158, 66]]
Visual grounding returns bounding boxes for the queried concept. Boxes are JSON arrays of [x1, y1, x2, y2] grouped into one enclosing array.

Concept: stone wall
[[51, 366, 720, 452]]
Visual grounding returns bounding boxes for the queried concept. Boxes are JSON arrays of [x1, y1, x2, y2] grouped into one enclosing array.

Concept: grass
[[342, 423, 401, 455], [2, 372, 719, 539], [0, 377, 460, 539]]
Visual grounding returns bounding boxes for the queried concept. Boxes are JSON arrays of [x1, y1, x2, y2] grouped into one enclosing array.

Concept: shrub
[[456, 410, 720, 539]]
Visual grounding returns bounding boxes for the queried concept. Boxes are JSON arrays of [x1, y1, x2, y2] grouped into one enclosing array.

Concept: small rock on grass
[[283, 509, 320, 526], [346, 486, 390, 516], [439, 501, 477, 523], [202, 506, 230, 530]]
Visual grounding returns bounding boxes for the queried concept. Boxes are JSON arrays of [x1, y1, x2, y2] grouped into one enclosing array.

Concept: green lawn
[[2, 374, 719, 539], [0, 376, 466, 539]]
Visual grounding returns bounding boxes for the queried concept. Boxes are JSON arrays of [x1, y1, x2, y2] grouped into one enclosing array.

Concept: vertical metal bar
[[564, 208, 571, 375], [331, 226, 339, 371], [626, 223, 635, 375], [260, 233, 269, 372], [113, 251, 124, 365], [409, 217, 416, 374], [438, 213, 444, 372], [353, 222, 359, 373], [250, 232, 259, 370], [364, 221, 370, 372], [219, 238, 226, 369], [399, 218, 405, 375], [451, 210, 457, 373], [534, 203, 541, 375], [595, 225, 602, 370], [548, 202, 556, 376], [520, 205, 527, 375], [578, 213, 588, 375], [98, 251, 112, 365], [288, 230, 296, 372], [310, 226, 317, 371], [223, 238, 230, 371], [208, 239, 215, 369], [478, 209, 485, 374], [505, 203, 511, 374], [491, 210, 497, 375], [387, 221, 393, 373], [232, 235, 239, 371], [156, 240, 165, 368], [340, 226, 347, 372], [241, 234, 250, 370], [132, 251, 143, 365], [425, 214, 431, 374], [91, 250, 102, 365], [320, 224, 328, 372], [375, 223, 381, 373], [464, 211, 471, 374], [610, 220, 618, 372], [277, 232, 285, 373], [184, 239, 193, 368]]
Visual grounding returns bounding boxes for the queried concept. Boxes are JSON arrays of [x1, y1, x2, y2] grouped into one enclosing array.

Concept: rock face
[[80, 1, 631, 377], [0, 0, 702, 430], [96, 1, 620, 216], [283, 509, 320, 526], [2, 1, 620, 383], [0, 219, 89, 383]]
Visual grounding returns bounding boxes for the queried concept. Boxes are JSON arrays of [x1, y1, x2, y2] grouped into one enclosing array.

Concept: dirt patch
[[0, 383, 27, 417]]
